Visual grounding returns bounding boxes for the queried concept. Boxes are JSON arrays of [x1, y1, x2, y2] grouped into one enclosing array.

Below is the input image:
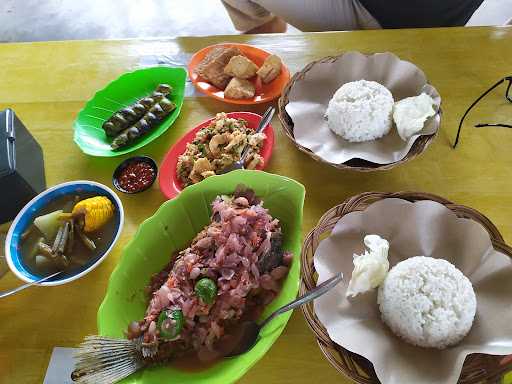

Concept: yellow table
[[1, 26, 511, 384]]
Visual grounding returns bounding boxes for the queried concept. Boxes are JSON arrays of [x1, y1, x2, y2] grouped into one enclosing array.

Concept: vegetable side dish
[[125, 187, 292, 364], [20, 194, 116, 276], [177, 113, 266, 187]]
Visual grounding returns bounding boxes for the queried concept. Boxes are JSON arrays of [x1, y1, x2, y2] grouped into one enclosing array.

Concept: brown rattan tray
[[300, 191, 512, 383], [277, 54, 440, 171]]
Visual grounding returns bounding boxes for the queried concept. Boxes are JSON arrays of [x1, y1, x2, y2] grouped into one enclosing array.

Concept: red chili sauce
[[118, 161, 155, 193]]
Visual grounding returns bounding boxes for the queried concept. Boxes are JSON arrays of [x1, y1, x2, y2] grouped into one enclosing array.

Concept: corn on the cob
[[72, 196, 114, 233]]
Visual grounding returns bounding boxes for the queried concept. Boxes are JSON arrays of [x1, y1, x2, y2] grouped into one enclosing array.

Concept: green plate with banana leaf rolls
[[74, 66, 186, 157]]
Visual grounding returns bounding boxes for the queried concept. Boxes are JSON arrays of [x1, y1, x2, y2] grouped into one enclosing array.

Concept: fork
[[218, 106, 275, 174]]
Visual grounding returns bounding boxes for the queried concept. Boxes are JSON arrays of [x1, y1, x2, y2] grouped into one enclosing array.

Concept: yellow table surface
[[1, 26, 511, 384]]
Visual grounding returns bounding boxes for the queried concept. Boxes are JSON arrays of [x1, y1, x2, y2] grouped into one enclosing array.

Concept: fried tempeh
[[224, 55, 258, 79], [195, 47, 242, 90], [257, 55, 282, 84], [224, 78, 256, 99]]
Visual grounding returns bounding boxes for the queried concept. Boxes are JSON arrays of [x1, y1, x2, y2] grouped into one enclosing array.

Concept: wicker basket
[[277, 55, 439, 171], [300, 191, 512, 383]]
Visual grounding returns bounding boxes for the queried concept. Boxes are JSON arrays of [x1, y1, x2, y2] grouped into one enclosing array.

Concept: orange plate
[[188, 43, 291, 105]]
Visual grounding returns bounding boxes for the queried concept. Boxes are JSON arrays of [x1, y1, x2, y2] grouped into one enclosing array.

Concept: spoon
[[219, 272, 343, 357], [0, 271, 62, 299], [218, 106, 275, 174]]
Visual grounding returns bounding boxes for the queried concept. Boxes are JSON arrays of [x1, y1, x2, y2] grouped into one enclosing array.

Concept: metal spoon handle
[[240, 106, 275, 162], [260, 272, 343, 329], [0, 271, 62, 299], [256, 106, 275, 134]]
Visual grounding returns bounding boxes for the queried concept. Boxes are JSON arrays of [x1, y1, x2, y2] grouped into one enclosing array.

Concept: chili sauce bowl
[[113, 156, 158, 194]]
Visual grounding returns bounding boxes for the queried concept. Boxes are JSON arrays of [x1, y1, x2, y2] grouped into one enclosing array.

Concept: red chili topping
[[118, 161, 156, 192]]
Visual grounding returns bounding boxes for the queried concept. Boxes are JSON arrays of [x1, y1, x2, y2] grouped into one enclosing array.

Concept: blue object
[[5, 181, 124, 285]]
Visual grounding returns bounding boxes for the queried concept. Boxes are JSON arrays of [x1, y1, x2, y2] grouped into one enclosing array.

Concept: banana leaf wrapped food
[[102, 84, 172, 137], [111, 97, 176, 150]]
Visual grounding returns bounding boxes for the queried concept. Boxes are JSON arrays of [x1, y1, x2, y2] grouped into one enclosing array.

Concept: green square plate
[[97, 170, 306, 383], [73, 66, 186, 157]]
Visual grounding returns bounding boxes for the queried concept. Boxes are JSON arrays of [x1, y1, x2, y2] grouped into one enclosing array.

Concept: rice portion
[[377, 256, 476, 349], [325, 80, 394, 143]]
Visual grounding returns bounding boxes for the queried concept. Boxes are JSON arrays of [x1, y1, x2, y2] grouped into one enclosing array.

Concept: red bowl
[[158, 112, 274, 199]]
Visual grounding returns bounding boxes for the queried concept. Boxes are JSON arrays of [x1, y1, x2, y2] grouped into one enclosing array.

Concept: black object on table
[[0, 108, 46, 224], [112, 156, 157, 194]]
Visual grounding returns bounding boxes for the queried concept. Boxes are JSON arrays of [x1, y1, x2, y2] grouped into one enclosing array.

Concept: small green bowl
[[74, 66, 186, 157], [97, 170, 305, 384]]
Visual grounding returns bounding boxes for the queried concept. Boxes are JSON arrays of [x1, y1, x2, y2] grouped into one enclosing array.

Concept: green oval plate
[[98, 170, 305, 384], [74, 66, 186, 157]]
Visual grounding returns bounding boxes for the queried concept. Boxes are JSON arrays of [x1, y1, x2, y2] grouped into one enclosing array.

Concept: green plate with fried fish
[[97, 170, 305, 384], [74, 66, 186, 157]]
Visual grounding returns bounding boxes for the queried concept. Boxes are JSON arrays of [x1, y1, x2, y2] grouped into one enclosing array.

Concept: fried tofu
[[257, 54, 282, 84], [224, 55, 259, 79], [224, 78, 256, 99], [195, 47, 242, 90]]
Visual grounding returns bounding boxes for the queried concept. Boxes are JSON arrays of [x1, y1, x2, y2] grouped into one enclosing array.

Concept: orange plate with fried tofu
[[188, 43, 291, 105]]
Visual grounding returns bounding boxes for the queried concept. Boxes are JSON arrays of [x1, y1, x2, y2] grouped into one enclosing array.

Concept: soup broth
[[20, 192, 117, 278]]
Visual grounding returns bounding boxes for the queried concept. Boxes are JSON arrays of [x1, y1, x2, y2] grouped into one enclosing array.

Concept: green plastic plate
[[73, 66, 186, 157], [98, 170, 305, 384]]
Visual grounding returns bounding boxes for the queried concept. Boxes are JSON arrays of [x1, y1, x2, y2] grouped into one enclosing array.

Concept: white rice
[[377, 256, 476, 349], [325, 80, 394, 142]]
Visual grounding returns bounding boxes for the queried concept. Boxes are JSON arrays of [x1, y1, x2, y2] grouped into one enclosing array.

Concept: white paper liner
[[285, 52, 441, 165], [313, 198, 512, 384]]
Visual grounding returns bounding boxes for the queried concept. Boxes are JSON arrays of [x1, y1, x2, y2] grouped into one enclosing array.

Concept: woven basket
[[277, 55, 439, 171], [300, 191, 512, 383]]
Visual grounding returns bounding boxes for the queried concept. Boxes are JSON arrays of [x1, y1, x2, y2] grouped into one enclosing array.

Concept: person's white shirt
[[222, 0, 380, 32], [221, 0, 512, 33]]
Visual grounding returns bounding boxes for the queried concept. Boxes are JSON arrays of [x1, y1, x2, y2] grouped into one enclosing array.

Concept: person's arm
[[221, 0, 286, 33], [244, 16, 287, 34]]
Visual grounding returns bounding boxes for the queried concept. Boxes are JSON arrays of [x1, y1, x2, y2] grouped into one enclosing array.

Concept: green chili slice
[[194, 277, 217, 305], [157, 309, 184, 340]]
